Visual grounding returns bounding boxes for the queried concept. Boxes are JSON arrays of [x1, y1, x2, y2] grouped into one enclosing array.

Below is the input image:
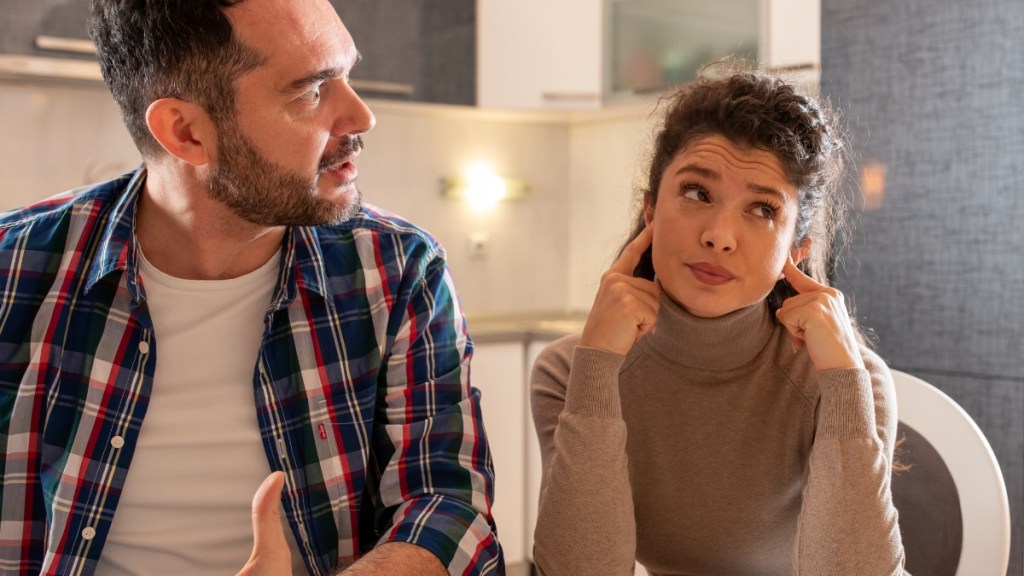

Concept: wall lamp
[[441, 164, 528, 210]]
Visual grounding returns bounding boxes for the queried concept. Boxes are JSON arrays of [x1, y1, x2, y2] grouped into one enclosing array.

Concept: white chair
[[889, 369, 1012, 576]]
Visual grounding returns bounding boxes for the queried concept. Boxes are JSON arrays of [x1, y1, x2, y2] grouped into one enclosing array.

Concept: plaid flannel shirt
[[0, 168, 502, 575]]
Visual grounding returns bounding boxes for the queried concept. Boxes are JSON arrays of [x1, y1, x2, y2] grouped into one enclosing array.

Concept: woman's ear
[[790, 236, 812, 265], [643, 199, 655, 226], [145, 98, 217, 166]]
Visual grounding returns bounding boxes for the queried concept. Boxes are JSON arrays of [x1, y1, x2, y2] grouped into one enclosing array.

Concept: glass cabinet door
[[604, 0, 762, 100]]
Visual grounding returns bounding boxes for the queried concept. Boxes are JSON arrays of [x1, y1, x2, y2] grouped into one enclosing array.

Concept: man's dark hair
[[88, 0, 265, 157]]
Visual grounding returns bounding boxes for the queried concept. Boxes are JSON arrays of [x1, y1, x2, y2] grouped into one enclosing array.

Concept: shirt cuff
[[378, 494, 503, 575]]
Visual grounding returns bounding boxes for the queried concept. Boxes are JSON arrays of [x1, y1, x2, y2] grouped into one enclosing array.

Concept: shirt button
[[138, 341, 150, 354], [82, 527, 96, 540], [111, 436, 125, 449]]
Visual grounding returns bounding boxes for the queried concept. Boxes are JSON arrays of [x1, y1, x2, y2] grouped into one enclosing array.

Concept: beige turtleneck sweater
[[530, 295, 906, 576]]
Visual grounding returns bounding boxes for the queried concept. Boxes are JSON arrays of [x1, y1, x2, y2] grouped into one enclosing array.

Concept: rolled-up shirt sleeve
[[372, 249, 502, 575]]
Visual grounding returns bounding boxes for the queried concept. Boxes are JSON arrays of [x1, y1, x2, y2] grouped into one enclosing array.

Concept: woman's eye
[[681, 184, 709, 202], [752, 202, 778, 219]]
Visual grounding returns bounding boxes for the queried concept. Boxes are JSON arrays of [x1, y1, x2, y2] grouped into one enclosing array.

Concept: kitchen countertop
[[464, 310, 588, 343]]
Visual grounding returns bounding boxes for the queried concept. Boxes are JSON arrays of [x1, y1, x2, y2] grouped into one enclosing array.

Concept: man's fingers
[[251, 471, 287, 553], [609, 225, 654, 276], [237, 471, 291, 576], [781, 258, 825, 294]]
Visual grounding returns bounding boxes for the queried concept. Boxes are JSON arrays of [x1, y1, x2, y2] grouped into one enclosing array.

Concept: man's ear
[[145, 98, 217, 166], [790, 236, 812, 265], [643, 199, 654, 226]]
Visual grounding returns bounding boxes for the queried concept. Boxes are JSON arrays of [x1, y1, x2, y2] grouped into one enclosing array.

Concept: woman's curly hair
[[625, 62, 849, 314]]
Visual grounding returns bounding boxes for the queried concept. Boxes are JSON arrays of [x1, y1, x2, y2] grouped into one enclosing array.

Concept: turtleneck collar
[[641, 291, 777, 371]]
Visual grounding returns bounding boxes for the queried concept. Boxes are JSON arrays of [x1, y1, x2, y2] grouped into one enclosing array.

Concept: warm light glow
[[440, 164, 527, 210], [860, 162, 887, 210], [463, 164, 508, 210]]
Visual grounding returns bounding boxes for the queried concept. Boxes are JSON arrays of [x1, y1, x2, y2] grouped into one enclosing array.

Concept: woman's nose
[[698, 212, 737, 252]]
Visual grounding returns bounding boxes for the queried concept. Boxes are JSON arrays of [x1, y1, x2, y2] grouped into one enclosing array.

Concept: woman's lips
[[687, 262, 736, 286]]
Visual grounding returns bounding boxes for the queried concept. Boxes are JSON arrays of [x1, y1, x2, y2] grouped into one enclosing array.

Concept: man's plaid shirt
[[0, 169, 502, 575]]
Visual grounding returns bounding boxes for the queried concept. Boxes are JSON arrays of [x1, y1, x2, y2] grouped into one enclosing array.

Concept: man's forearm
[[340, 542, 447, 576]]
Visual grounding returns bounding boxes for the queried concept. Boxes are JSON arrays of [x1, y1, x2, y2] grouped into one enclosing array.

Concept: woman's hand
[[775, 258, 864, 372], [579, 225, 661, 356], [236, 472, 292, 576]]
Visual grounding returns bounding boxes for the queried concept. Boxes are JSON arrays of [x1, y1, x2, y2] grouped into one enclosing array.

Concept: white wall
[[357, 102, 572, 313], [0, 81, 578, 314], [565, 105, 658, 310], [0, 80, 670, 315], [0, 81, 141, 207]]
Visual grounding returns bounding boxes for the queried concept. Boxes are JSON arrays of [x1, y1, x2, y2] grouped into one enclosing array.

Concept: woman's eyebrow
[[748, 184, 788, 202], [672, 164, 719, 179], [672, 163, 791, 202]]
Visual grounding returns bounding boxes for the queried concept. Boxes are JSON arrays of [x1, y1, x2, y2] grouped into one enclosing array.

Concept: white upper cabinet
[[477, 0, 820, 110], [477, 0, 603, 109], [764, 0, 821, 71]]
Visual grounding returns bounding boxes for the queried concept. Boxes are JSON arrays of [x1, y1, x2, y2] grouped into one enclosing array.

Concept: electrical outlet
[[467, 233, 489, 260]]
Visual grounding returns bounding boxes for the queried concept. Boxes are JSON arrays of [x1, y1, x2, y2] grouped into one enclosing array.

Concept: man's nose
[[330, 81, 376, 137]]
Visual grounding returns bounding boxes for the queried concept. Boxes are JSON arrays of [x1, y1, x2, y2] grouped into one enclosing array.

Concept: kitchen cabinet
[[477, 0, 820, 110], [471, 340, 529, 568], [469, 314, 581, 571], [1, 1, 94, 60], [0, 0, 477, 106], [331, 0, 476, 105], [604, 0, 762, 101], [473, 336, 559, 570], [764, 0, 820, 72], [477, 0, 603, 109]]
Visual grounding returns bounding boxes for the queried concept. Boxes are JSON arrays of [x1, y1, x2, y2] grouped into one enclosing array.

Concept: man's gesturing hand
[[237, 471, 293, 576]]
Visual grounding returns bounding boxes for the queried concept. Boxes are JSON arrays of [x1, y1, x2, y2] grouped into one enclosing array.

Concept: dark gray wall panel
[[332, 0, 476, 105], [418, 0, 475, 106], [3, 0, 476, 105], [822, 0, 1024, 573], [2, 1, 94, 59], [334, 0, 422, 97]]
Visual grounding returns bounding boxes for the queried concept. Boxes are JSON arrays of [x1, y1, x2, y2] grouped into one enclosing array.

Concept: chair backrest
[[888, 369, 1011, 576]]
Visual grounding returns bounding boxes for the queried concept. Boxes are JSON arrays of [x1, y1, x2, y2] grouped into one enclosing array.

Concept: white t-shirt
[[96, 249, 306, 575]]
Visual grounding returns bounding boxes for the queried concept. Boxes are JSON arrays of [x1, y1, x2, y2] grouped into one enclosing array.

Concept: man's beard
[[208, 120, 363, 227]]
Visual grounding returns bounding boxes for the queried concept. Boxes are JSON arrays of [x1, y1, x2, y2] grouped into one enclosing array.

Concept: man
[[0, 0, 501, 574]]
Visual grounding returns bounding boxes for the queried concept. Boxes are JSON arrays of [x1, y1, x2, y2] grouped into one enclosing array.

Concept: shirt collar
[[84, 166, 333, 309], [271, 225, 332, 312], [85, 167, 146, 302]]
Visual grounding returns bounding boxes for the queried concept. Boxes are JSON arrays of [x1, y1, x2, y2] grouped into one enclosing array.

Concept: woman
[[530, 67, 906, 575]]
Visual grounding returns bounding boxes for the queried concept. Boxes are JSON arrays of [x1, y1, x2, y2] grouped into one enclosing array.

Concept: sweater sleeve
[[795, 347, 906, 575], [530, 335, 637, 576]]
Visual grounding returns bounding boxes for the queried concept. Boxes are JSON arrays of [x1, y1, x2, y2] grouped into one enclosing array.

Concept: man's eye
[[300, 85, 322, 103]]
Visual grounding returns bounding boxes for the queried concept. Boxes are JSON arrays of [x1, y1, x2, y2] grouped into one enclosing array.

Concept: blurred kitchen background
[[1, 0, 1021, 574]]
